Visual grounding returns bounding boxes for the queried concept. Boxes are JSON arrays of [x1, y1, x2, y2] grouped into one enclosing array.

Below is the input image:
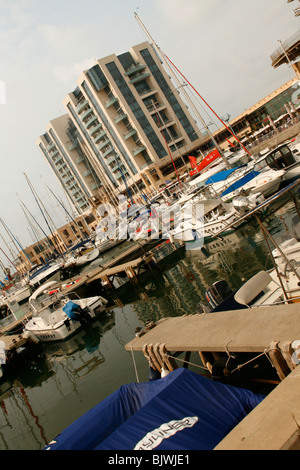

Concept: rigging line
[[162, 52, 252, 158], [168, 63, 219, 131], [24, 174, 61, 253], [0, 217, 32, 265], [152, 102, 183, 188], [19, 201, 57, 261], [165, 353, 210, 373], [130, 346, 140, 383], [229, 349, 275, 375]]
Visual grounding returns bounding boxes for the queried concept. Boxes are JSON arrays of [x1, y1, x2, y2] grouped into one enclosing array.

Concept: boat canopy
[[205, 167, 240, 185], [44, 368, 264, 450], [221, 171, 260, 197]]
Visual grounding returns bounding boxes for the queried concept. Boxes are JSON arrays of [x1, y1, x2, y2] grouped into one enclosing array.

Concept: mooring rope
[[130, 346, 140, 383]]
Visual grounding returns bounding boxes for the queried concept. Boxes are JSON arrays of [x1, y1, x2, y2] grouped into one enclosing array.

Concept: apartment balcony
[[76, 156, 85, 164], [98, 138, 110, 150], [68, 142, 78, 151], [46, 142, 56, 152], [90, 123, 102, 136], [81, 108, 93, 120], [85, 115, 98, 129], [94, 130, 107, 144], [113, 170, 122, 179], [148, 103, 167, 114], [172, 134, 185, 145], [139, 87, 157, 98], [129, 72, 151, 84], [84, 170, 91, 177], [114, 112, 127, 124], [133, 145, 146, 156], [76, 100, 89, 114], [102, 147, 114, 158], [124, 128, 137, 140], [55, 156, 63, 165], [124, 63, 146, 76], [157, 119, 176, 130], [78, 199, 88, 208], [105, 96, 118, 108], [106, 155, 120, 165], [51, 149, 59, 158]]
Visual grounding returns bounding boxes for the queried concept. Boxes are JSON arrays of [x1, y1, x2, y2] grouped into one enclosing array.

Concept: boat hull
[[173, 211, 240, 245], [25, 297, 107, 342]]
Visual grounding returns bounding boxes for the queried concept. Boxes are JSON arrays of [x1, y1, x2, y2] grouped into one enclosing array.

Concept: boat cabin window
[[265, 145, 296, 170], [254, 158, 269, 172]]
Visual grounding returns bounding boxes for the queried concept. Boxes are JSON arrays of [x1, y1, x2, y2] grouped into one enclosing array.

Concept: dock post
[[101, 275, 114, 289], [279, 341, 298, 372], [159, 343, 177, 372], [125, 267, 139, 284], [268, 340, 291, 381]]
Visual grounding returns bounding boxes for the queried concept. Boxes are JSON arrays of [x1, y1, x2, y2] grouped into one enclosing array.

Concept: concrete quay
[[215, 364, 300, 450], [125, 302, 300, 450]]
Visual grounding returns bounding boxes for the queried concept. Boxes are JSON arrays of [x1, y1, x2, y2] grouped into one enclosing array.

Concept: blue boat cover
[[205, 167, 239, 185], [221, 170, 260, 197], [63, 301, 81, 320], [44, 368, 264, 450]]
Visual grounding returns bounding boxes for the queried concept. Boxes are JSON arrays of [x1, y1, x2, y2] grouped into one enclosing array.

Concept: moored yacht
[[24, 282, 108, 342]]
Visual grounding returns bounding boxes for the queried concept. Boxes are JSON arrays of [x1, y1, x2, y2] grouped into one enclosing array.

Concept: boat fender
[[161, 367, 170, 378]]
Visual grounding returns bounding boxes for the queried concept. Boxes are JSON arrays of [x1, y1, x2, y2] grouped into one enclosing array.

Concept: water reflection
[[0, 200, 299, 449]]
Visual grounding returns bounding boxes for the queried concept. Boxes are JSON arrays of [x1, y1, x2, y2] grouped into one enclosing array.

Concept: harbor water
[[0, 200, 299, 450]]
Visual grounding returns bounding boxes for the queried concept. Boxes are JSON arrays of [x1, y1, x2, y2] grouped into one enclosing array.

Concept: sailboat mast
[[24, 173, 66, 255], [134, 12, 250, 165], [133, 12, 228, 167], [0, 217, 32, 267]]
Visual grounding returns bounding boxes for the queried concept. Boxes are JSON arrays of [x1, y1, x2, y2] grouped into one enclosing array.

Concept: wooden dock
[[0, 332, 28, 351], [57, 238, 180, 294]]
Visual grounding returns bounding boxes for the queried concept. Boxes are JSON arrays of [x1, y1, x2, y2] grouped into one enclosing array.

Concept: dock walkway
[[125, 303, 300, 449], [126, 303, 300, 353], [126, 303, 300, 380]]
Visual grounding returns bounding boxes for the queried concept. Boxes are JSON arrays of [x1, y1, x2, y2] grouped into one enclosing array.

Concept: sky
[[0, 0, 299, 265]]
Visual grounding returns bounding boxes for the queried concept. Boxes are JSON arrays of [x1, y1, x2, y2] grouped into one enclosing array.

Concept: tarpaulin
[[205, 167, 240, 185], [221, 171, 260, 197], [44, 368, 264, 450], [63, 301, 81, 320]]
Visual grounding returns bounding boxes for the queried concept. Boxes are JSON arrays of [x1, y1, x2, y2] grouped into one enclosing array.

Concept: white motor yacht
[[24, 282, 108, 342]]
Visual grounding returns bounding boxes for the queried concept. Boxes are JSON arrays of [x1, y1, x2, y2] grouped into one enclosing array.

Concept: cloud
[[53, 57, 96, 83], [153, 0, 220, 26]]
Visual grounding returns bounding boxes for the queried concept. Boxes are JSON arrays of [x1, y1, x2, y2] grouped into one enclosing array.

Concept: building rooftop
[[271, 30, 300, 68]]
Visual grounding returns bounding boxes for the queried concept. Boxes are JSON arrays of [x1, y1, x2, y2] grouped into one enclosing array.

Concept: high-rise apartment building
[[38, 41, 206, 210], [37, 114, 102, 214]]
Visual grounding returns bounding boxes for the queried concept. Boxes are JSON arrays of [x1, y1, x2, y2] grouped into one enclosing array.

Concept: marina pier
[[125, 302, 300, 449]]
